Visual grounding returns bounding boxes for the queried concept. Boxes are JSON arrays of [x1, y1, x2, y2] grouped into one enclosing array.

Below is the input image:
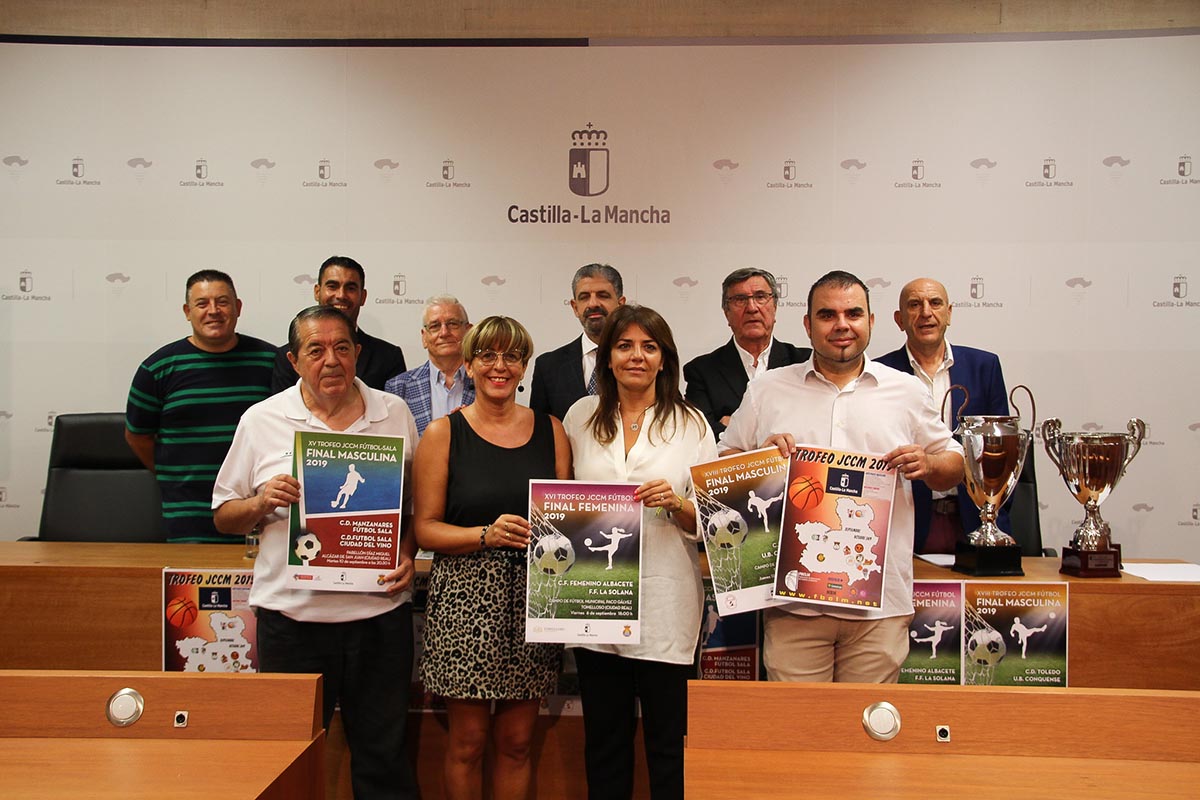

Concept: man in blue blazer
[[684, 268, 811, 440], [384, 295, 474, 437], [875, 278, 1011, 553], [530, 263, 625, 420]]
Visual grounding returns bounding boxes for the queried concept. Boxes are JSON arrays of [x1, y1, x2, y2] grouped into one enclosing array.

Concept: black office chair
[[1007, 447, 1054, 557], [34, 412, 170, 542]]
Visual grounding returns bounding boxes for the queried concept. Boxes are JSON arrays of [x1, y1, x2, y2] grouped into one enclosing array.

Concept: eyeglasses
[[473, 349, 525, 367], [424, 320, 466, 335], [724, 291, 776, 309]]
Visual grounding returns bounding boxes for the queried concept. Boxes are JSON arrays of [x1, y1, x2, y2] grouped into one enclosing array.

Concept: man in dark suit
[[874, 277, 1010, 553], [530, 263, 625, 420], [384, 295, 475, 437], [684, 267, 811, 439], [271, 255, 406, 393]]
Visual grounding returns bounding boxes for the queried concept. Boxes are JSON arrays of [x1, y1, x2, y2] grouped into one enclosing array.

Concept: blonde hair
[[461, 316, 534, 366]]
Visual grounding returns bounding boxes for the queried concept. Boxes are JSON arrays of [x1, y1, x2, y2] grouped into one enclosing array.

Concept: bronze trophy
[[947, 385, 1034, 577], [1042, 418, 1145, 578]]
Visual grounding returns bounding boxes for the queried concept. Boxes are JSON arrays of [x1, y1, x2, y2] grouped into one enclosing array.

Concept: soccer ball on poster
[[532, 532, 576, 576], [294, 532, 322, 563], [705, 508, 748, 549], [965, 627, 1007, 666]]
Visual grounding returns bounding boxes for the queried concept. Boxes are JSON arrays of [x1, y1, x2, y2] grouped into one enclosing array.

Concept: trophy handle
[[1010, 384, 1036, 433], [944, 384, 970, 428], [1041, 418, 1064, 474], [1124, 418, 1146, 468]]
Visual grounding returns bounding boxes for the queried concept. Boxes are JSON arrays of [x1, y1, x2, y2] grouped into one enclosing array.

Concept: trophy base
[[1059, 543, 1123, 578], [951, 542, 1025, 577]]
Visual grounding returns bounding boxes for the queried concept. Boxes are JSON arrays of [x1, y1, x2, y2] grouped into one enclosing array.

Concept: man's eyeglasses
[[724, 291, 776, 309], [473, 349, 525, 367], [424, 320, 466, 335]]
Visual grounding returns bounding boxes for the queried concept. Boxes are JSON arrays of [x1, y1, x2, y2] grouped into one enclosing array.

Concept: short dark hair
[[318, 255, 366, 286], [571, 263, 623, 298], [185, 269, 236, 302], [721, 267, 779, 307], [288, 305, 357, 356], [806, 270, 871, 315]]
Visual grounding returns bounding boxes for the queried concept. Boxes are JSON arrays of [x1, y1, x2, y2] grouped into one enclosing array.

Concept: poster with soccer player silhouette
[[963, 582, 1068, 687], [287, 431, 405, 592], [691, 448, 790, 615], [772, 446, 896, 610], [901, 581, 964, 684], [526, 480, 642, 645]]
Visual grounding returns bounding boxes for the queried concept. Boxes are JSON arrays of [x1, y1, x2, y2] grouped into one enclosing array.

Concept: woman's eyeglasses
[[473, 349, 524, 366]]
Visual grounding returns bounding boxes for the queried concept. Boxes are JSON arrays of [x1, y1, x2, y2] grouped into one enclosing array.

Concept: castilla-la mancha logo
[[569, 123, 609, 198]]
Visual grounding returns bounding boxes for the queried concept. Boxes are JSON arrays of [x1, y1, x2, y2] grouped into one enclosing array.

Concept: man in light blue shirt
[[384, 295, 475, 437]]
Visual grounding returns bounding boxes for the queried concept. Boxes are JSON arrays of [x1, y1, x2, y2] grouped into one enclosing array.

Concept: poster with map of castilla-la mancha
[[162, 568, 257, 673], [772, 446, 896, 610]]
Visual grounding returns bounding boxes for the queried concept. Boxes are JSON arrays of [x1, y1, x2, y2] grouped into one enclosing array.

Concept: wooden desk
[[0, 670, 323, 800], [3, 543, 1195, 689], [686, 681, 1200, 799], [2, 543, 1196, 798]]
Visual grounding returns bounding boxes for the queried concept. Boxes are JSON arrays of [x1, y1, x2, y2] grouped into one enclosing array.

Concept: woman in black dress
[[414, 315, 571, 800]]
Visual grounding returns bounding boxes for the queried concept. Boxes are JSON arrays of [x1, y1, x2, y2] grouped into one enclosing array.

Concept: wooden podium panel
[[914, 556, 1200, 690], [0, 670, 324, 800], [686, 681, 1200, 799], [0, 542, 250, 670]]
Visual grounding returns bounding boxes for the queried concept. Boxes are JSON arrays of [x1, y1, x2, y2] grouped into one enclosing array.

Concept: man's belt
[[931, 497, 959, 515]]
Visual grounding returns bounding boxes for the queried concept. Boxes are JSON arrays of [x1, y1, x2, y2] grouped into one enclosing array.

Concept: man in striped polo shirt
[[125, 269, 275, 543]]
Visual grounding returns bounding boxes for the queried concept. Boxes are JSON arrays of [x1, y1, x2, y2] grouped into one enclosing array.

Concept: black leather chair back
[[37, 413, 170, 542], [1007, 446, 1049, 556]]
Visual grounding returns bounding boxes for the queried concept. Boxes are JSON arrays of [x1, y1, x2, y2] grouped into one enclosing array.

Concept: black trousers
[[573, 648, 693, 800], [256, 604, 417, 800]]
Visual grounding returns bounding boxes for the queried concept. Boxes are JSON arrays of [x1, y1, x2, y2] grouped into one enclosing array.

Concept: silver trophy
[[946, 384, 1034, 576], [1042, 417, 1145, 577]]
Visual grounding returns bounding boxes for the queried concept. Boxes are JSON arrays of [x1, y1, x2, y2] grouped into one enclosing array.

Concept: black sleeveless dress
[[419, 410, 562, 699]]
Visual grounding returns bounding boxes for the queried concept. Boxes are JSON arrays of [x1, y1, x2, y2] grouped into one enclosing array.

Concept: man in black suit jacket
[[874, 277, 1012, 553], [530, 263, 625, 420], [270, 255, 405, 393], [684, 268, 811, 439]]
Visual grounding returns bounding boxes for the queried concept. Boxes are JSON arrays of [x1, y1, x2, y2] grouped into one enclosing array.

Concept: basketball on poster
[[773, 446, 896, 609], [162, 568, 257, 673]]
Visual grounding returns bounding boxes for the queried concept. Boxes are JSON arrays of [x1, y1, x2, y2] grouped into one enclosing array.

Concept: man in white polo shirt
[[213, 304, 419, 799]]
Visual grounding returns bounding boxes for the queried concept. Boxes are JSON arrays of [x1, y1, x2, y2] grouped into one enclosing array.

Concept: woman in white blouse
[[562, 304, 718, 800]]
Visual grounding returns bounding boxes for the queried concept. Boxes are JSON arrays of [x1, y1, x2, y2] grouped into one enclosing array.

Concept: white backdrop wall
[[1, 36, 1198, 559]]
